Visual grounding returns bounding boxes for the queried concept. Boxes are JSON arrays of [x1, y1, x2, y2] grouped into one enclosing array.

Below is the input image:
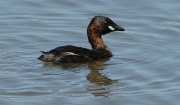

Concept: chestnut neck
[[87, 23, 112, 54]]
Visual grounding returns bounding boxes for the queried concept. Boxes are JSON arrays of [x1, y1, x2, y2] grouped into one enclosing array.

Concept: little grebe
[[38, 16, 125, 63]]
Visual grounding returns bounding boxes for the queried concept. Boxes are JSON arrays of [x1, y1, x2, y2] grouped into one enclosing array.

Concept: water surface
[[0, 0, 180, 105]]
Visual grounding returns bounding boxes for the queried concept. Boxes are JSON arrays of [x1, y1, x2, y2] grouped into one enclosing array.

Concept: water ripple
[[0, 0, 180, 105]]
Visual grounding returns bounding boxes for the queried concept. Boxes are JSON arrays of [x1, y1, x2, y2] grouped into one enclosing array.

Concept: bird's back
[[38, 45, 112, 63]]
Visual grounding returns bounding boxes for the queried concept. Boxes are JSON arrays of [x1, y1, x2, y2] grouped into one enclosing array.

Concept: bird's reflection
[[87, 59, 118, 85], [42, 58, 118, 96]]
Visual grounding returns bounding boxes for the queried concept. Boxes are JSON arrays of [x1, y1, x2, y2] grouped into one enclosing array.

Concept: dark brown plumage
[[38, 16, 125, 63]]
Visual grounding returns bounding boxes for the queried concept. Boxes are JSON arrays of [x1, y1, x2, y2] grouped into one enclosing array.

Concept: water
[[0, 0, 180, 105]]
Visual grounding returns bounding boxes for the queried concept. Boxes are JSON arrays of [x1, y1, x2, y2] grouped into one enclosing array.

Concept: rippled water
[[0, 0, 180, 105]]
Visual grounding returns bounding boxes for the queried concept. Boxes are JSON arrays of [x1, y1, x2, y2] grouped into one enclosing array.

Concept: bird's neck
[[87, 33, 112, 55], [87, 22, 112, 56], [88, 34, 104, 49]]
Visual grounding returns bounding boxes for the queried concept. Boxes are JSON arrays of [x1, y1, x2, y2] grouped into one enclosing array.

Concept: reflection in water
[[87, 70, 115, 85], [43, 61, 87, 70], [42, 59, 118, 97], [86, 59, 118, 97], [87, 59, 118, 85]]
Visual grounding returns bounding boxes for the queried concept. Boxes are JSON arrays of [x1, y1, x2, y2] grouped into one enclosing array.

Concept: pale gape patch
[[108, 26, 115, 31]]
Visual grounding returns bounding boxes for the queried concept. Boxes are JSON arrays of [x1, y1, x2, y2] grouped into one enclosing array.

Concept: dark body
[[38, 45, 112, 63], [38, 16, 125, 63]]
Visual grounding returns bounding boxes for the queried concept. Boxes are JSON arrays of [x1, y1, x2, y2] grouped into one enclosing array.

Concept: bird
[[38, 16, 125, 63]]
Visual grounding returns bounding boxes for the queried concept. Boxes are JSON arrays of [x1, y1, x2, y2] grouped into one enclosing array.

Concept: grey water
[[0, 0, 180, 105]]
